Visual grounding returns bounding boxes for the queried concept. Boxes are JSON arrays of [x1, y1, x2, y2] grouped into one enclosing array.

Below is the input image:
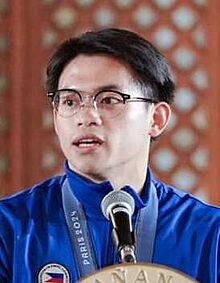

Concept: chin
[[69, 160, 104, 179]]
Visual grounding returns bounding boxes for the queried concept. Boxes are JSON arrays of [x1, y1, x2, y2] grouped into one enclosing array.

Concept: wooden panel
[[0, 0, 219, 206], [207, 0, 220, 205], [0, 0, 9, 195]]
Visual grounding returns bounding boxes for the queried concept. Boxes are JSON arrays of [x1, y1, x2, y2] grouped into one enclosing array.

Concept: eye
[[98, 92, 124, 105], [58, 92, 79, 107], [102, 97, 121, 104], [62, 97, 74, 106]]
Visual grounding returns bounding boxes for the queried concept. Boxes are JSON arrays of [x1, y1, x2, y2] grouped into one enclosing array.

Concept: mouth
[[72, 136, 104, 151]]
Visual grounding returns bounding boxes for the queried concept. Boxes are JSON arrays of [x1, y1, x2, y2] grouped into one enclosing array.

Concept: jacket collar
[[64, 161, 155, 217]]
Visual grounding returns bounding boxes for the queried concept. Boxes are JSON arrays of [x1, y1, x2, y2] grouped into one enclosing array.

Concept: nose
[[77, 103, 102, 127]]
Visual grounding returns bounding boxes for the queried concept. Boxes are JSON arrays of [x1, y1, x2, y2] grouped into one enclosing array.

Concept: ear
[[149, 102, 171, 138]]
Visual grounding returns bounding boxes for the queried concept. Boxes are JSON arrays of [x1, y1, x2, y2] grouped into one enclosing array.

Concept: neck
[[106, 162, 148, 194], [68, 157, 148, 195]]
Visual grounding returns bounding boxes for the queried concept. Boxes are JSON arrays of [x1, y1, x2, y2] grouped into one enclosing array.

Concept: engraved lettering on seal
[[79, 263, 198, 283], [134, 270, 150, 283], [157, 272, 173, 283], [111, 267, 126, 282]]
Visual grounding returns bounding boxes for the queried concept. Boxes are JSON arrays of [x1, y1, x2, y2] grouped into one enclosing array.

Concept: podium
[[80, 263, 198, 283]]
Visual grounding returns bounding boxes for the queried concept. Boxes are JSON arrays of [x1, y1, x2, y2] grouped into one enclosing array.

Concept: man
[[0, 28, 219, 283]]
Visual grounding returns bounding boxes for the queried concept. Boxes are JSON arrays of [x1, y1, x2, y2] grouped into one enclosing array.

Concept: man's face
[[54, 54, 156, 182]]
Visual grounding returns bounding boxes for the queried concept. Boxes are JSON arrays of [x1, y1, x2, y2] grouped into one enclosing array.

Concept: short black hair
[[46, 28, 175, 104]]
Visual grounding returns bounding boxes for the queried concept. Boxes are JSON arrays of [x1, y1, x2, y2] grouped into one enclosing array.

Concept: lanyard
[[134, 182, 158, 262], [62, 178, 158, 279]]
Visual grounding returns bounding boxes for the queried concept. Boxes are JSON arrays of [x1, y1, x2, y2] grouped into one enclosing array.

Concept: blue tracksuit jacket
[[0, 162, 219, 282]]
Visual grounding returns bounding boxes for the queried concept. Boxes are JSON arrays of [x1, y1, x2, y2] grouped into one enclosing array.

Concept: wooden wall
[[0, 0, 219, 205]]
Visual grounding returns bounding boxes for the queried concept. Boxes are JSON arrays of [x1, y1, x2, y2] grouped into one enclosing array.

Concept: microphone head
[[101, 190, 135, 220]]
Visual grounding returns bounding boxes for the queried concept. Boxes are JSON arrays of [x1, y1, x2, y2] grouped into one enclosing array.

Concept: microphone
[[101, 190, 136, 263]]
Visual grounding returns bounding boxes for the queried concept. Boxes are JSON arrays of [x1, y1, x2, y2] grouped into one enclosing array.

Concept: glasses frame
[[47, 88, 158, 117]]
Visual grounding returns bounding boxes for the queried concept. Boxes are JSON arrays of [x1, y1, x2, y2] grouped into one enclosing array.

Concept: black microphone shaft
[[109, 205, 136, 263], [109, 206, 133, 247]]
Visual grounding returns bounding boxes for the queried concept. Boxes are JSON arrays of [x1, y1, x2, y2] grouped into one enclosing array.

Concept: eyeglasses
[[47, 88, 158, 118]]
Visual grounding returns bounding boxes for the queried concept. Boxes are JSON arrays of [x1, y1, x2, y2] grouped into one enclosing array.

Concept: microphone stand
[[119, 245, 136, 264]]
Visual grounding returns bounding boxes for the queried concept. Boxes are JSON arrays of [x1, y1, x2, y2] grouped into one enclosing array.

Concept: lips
[[72, 135, 104, 149]]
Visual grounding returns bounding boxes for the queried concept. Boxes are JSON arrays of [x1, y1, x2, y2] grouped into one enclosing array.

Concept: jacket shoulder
[[0, 175, 65, 221], [154, 179, 220, 225]]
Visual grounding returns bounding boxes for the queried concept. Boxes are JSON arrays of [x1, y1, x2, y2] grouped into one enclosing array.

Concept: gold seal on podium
[[80, 263, 198, 283]]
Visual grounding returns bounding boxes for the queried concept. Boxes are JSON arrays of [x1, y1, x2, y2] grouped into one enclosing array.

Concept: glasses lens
[[95, 91, 125, 118], [55, 90, 81, 117]]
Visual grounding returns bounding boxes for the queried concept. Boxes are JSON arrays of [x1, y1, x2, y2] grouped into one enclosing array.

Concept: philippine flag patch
[[38, 263, 70, 283]]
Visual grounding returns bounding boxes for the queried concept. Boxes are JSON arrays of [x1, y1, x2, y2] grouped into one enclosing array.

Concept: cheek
[[116, 114, 151, 149], [126, 107, 152, 133], [110, 117, 147, 147], [55, 119, 72, 144]]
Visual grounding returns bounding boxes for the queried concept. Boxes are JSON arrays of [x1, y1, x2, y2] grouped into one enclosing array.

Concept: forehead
[[58, 54, 137, 91]]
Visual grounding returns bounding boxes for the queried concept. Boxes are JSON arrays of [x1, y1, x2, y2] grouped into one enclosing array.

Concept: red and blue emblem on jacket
[[45, 272, 64, 283], [38, 263, 70, 283]]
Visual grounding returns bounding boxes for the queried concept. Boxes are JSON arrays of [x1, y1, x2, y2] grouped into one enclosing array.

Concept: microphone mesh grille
[[101, 190, 135, 219]]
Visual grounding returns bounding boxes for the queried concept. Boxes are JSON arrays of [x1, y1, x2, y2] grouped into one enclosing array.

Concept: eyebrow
[[95, 84, 121, 92], [59, 84, 123, 93]]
